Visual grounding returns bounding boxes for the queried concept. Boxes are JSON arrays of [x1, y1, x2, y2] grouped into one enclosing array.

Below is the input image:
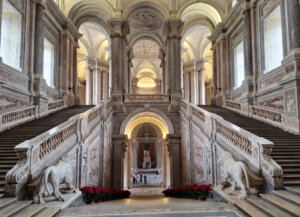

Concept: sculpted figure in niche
[[142, 143, 151, 169], [217, 151, 249, 199], [35, 161, 75, 204]]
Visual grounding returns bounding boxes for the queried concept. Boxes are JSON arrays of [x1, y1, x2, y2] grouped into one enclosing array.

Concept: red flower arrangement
[[80, 186, 131, 204], [162, 184, 212, 200]]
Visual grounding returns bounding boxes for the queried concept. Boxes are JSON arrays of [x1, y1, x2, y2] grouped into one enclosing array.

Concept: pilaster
[[33, 0, 47, 104], [240, 1, 254, 108], [111, 135, 127, 189], [109, 19, 129, 111], [164, 19, 183, 112], [167, 134, 181, 188]]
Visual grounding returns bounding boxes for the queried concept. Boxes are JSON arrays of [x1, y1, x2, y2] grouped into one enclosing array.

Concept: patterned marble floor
[[58, 188, 244, 217]]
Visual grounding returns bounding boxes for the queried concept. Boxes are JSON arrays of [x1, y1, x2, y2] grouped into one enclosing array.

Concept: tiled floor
[[58, 188, 244, 217]]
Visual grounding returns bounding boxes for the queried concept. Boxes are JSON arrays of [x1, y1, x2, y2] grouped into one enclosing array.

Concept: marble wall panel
[[180, 121, 189, 185], [88, 136, 101, 185], [192, 134, 205, 183]]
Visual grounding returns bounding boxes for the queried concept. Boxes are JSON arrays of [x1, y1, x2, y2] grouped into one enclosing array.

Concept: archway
[[120, 110, 174, 190]]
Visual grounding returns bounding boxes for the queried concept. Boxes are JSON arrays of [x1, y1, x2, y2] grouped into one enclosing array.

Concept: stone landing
[[57, 194, 244, 217]]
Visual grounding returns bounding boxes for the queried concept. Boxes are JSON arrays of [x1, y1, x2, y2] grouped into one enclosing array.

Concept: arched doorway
[[120, 110, 176, 190]]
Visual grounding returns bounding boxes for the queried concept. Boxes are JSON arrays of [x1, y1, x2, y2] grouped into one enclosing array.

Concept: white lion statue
[[35, 161, 75, 204], [217, 151, 250, 199]]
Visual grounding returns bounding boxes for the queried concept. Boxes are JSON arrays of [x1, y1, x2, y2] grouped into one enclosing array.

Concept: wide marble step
[[259, 193, 300, 216], [214, 189, 269, 217], [12, 204, 44, 217], [247, 195, 293, 217], [33, 207, 60, 217], [0, 200, 32, 217], [273, 190, 300, 206], [285, 186, 300, 196], [0, 197, 16, 209], [284, 181, 300, 186]]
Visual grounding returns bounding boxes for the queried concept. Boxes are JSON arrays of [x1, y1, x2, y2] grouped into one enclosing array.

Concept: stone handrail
[[224, 99, 241, 112], [0, 99, 66, 132], [5, 104, 103, 196], [124, 94, 170, 103], [191, 105, 283, 190], [250, 105, 282, 125], [224, 99, 299, 134]]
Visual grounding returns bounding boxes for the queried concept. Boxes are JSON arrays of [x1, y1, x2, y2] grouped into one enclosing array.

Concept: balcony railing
[[6, 104, 103, 196], [124, 94, 170, 103], [0, 99, 66, 132]]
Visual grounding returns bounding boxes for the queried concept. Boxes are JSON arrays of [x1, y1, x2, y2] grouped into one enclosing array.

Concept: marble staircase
[[215, 187, 300, 217], [0, 197, 60, 217], [200, 105, 300, 187], [0, 105, 94, 195]]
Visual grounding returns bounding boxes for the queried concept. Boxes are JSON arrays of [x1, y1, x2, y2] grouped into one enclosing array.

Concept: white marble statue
[[35, 161, 75, 204], [217, 151, 250, 199], [142, 150, 151, 169]]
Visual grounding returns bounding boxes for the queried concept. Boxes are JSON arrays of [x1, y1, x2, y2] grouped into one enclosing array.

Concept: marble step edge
[[34, 207, 61, 217], [12, 204, 45, 217], [0, 200, 32, 217], [247, 195, 294, 217], [213, 188, 269, 217], [272, 190, 300, 206], [259, 193, 300, 216], [0, 197, 17, 209], [285, 186, 300, 197]]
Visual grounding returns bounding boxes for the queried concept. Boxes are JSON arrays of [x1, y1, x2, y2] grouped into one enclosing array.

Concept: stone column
[[96, 65, 102, 104], [111, 135, 127, 189], [241, 4, 254, 106], [192, 65, 199, 105], [126, 47, 132, 94], [167, 134, 181, 188], [102, 70, 109, 101], [33, 0, 47, 104], [199, 66, 206, 105], [73, 40, 79, 104], [159, 49, 166, 94], [243, 7, 253, 78], [157, 140, 162, 168], [211, 41, 217, 105], [286, 0, 300, 51], [109, 19, 129, 99], [164, 19, 183, 95], [85, 66, 94, 105]]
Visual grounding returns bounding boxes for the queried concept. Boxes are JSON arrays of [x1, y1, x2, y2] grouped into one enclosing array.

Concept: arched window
[[43, 38, 55, 87], [234, 42, 244, 88], [0, 0, 22, 70], [263, 5, 283, 73]]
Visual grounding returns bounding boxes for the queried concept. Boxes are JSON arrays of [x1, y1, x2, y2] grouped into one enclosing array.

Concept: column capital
[[241, 0, 251, 14], [32, 0, 47, 7], [109, 18, 130, 37], [163, 19, 184, 38]]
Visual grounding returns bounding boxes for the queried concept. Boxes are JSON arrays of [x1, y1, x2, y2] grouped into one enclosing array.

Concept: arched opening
[[126, 5, 165, 95], [130, 37, 162, 95], [77, 21, 111, 105], [180, 2, 221, 105], [121, 111, 173, 190]]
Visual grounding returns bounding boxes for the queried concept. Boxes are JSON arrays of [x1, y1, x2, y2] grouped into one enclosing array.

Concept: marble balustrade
[[224, 99, 299, 134], [0, 99, 66, 132], [181, 100, 283, 192], [5, 104, 104, 197]]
